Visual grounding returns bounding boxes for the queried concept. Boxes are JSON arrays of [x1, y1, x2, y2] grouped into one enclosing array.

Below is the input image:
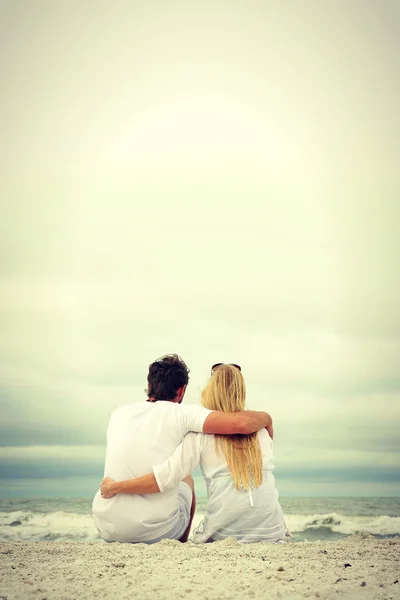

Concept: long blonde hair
[[201, 364, 262, 491]]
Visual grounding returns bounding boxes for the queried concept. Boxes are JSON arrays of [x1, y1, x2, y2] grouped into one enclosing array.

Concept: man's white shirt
[[92, 401, 211, 542]]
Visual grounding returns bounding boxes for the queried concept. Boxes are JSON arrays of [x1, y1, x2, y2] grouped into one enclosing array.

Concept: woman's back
[[153, 427, 286, 543], [193, 428, 286, 543], [152, 363, 286, 543]]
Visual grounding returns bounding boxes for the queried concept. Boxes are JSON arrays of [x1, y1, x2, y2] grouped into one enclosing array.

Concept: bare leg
[[179, 475, 196, 543]]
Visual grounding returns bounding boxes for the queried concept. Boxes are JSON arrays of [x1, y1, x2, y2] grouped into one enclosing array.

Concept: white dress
[[153, 427, 287, 543]]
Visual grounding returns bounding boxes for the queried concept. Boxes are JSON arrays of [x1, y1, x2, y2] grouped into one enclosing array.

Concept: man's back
[[92, 401, 210, 542]]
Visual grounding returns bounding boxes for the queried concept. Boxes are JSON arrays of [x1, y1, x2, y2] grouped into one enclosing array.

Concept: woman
[[101, 364, 287, 543]]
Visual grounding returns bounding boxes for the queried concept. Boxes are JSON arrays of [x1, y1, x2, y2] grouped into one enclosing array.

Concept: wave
[[285, 512, 400, 537], [1, 510, 399, 542], [0, 510, 101, 542]]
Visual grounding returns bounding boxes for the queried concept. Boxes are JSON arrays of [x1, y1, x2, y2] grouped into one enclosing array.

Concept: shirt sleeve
[[153, 432, 204, 492], [179, 404, 212, 434]]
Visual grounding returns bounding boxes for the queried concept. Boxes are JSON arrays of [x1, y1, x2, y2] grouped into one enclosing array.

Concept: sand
[[1, 534, 399, 600]]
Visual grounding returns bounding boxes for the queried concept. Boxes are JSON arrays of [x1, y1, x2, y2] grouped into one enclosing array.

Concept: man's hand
[[100, 477, 117, 499]]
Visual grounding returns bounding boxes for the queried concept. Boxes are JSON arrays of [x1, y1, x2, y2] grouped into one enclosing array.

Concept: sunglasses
[[211, 363, 241, 372]]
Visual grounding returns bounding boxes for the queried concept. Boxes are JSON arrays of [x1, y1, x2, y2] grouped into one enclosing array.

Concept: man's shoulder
[[151, 402, 210, 424], [152, 402, 201, 415], [179, 403, 212, 433], [174, 403, 211, 417], [152, 402, 206, 413], [110, 402, 151, 419], [109, 401, 209, 423]]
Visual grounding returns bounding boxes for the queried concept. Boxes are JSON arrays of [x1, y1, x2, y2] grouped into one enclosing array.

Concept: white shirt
[[92, 401, 211, 542], [153, 428, 286, 543]]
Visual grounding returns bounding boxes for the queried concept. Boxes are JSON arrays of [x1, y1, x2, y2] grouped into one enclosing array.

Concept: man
[[92, 354, 272, 543]]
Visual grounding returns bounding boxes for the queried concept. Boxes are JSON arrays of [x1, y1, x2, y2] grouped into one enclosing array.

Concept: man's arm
[[203, 411, 273, 439]]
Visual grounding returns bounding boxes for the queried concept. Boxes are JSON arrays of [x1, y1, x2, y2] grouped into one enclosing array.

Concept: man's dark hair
[[146, 354, 190, 401]]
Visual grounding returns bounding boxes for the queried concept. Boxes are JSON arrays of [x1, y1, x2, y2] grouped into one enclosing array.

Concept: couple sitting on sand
[[92, 354, 287, 544]]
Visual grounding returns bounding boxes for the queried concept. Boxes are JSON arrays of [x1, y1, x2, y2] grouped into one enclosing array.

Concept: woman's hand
[[100, 477, 117, 499]]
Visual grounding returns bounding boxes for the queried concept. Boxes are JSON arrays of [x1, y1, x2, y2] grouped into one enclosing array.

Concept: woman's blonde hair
[[201, 364, 262, 491]]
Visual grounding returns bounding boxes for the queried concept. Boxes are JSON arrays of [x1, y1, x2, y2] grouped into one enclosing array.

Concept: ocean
[[1, 492, 399, 544]]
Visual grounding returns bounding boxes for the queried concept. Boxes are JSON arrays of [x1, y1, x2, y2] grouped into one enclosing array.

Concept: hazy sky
[[1, 0, 399, 497]]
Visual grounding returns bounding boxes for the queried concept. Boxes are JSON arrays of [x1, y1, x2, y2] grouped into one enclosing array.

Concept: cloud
[[0, 0, 399, 494], [1, 446, 399, 492]]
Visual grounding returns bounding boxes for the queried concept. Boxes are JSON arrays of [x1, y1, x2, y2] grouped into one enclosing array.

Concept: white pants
[[145, 481, 192, 544]]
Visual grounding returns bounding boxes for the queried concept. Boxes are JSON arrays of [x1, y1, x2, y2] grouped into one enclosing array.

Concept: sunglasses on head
[[211, 363, 241, 372]]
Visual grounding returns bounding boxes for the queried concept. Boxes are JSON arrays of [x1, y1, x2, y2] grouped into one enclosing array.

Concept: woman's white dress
[[153, 427, 287, 543]]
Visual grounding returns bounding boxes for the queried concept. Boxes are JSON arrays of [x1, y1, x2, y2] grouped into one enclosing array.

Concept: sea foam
[[1, 509, 399, 542], [0, 510, 100, 542], [285, 512, 400, 536]]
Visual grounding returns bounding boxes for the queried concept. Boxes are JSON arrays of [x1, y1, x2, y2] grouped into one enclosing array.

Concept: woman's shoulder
[[185, 430, 207, 440], [257, 427, 273, 445], [183, 430, 208, 447]]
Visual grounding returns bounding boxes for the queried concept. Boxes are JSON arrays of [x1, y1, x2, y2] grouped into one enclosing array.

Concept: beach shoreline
[[1, 534, 399, 599]]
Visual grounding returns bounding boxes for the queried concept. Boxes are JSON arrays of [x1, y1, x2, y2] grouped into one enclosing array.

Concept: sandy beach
[[1, 534, 399, 600]]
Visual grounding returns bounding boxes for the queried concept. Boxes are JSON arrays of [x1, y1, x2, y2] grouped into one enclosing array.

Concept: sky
[[1, 0, 399, 498]]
